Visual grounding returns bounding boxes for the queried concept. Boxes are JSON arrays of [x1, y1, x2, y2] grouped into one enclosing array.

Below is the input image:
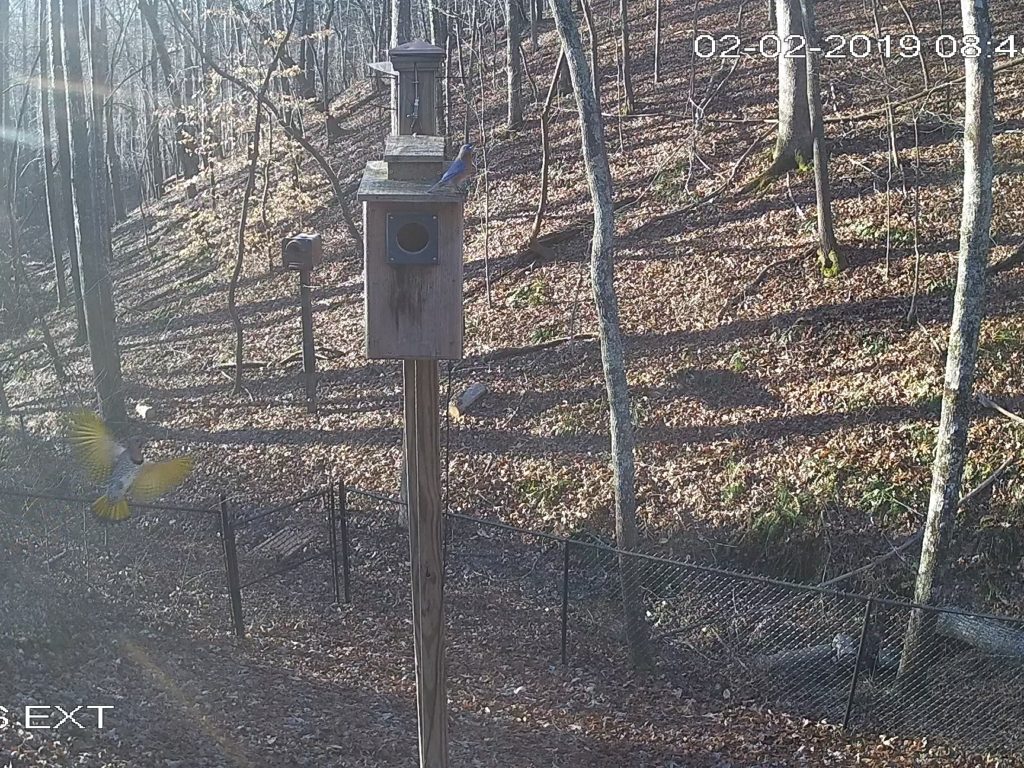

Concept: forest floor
[[3, 0, 1024, 763]]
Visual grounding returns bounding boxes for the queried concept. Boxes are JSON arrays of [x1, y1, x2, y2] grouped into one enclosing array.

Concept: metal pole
[[328, 485, 340, 604], [843, 598, 874, 729], [219, 494, 245, 638], [340, 480, 352, 604], [560, 540, 571, 666], [299, 268, 317, 413]]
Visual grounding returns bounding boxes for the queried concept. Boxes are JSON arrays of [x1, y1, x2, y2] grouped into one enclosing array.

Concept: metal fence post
[[328, 485, 341, 604], [561, 540, 571, 666], [219, 494, 245, 638], [339, 480, 352, 604], [843, 598, 874, 729]]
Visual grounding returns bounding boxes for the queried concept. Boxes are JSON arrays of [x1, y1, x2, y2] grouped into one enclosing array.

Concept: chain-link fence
[[0, 486, 226, 628], [397, 502, 1024, 755], [5, 482, 1022, 755]]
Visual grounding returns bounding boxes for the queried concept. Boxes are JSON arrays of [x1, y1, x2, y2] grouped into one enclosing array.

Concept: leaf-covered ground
[[3, 0, 1024, 763]]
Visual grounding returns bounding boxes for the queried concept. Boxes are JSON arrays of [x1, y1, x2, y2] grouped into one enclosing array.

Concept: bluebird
[[429, 143, 476, 193], [71, 411, 193, 522]]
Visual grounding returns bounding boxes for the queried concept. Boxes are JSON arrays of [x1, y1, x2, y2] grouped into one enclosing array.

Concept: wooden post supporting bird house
[[357, 40, 460, 768], [282, 233, 323, 413]]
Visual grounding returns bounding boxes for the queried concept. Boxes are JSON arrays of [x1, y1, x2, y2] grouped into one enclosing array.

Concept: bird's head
[[459, 143, 474, 157], [126, 437, 147, 464]]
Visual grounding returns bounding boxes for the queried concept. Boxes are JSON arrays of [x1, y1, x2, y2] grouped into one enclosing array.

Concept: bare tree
[[797, 0, 841, 274], [139, 0, 200, 189], [618, 0, 634, 113], [37, 0, 67, 305], [898, 0, 995, 687], [506, 0, 523, 129], [48, 0, 85, 337], [228, 0, 299, 394], [390, 0, 410, 131], [548, 0, 651, 671], [62, 0, 126, 428], [301, 0, 317, 99], [772, 0, 811, 171]]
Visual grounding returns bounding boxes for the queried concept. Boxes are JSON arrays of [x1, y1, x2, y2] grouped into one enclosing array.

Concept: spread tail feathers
[[93, 495, 131, 522]]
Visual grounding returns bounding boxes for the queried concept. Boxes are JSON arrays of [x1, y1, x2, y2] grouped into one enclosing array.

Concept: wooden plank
[[357, 161, 462, 202], [385, 135, 446, 162], [251, 524, 318, 561], [363, 199, 464, 360], [404, 359, 448, 768]]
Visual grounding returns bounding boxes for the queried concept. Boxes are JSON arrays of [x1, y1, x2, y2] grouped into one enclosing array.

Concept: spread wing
[[70, 410, 124, 480], [131, 457, 194, 501]]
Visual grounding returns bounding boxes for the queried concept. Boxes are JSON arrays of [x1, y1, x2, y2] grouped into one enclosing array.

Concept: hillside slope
[[5, 0, 1024, 612]]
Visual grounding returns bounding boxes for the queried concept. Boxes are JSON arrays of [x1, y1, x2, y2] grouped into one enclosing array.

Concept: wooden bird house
[[357, 41, 464, 361]]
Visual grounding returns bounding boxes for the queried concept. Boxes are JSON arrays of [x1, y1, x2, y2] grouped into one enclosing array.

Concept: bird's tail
[[93, 495, 131, 522]]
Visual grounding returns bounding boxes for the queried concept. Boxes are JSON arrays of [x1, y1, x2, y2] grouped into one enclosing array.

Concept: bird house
[[282, 233, 323, 272], [357, 42, 464, 361]]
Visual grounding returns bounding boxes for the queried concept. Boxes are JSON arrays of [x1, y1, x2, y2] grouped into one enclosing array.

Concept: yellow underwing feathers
[[132, 457, 194, 502], [92, 495, 131, 522], [70, 410, 121, 480]]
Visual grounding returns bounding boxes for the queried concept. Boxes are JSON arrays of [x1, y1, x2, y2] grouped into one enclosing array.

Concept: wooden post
[[339, 479, 352, 604], [328, 484, 341, 604], [403, 358, 448, 768], [560, 540, 571, 666], [219, 494, 245, 638], [298, 267, 317, 412]]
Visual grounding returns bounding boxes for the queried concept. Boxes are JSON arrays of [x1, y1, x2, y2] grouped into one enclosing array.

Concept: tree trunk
[[142, 27, 164, 198], [228, 0, 298, 394], [49, 0, 85, 339], [0, 0, 8, 133], [772, 0, 812, 171], [106, 98, 127, 222], [898, 0, 994, 688], [138, 0, 200, 188], [580, 0, 600, 110], [618, 0, 635, 113], [506, 0, 523, 129], [38, 0, 67, 305], [428, 0, 447, 138], [530, 50, 566, 243], [798, 0, 841, 274], [548, 0, 651, 672], [389, 0, 409, 47], [62, 0, 127, 429], [653, 0, 661, 83], [300, 0, 317, 99], [90, 12, 114, 262], [390, 0, 410, 130], [529, 0, 538, 49]]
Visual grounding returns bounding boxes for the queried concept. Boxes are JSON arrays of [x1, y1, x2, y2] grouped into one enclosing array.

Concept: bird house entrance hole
[[388, 213, 439, 265]]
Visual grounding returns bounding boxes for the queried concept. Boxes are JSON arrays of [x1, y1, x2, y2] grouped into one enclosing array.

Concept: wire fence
[[3, 481, 1022, 755], [425, 497, 1024, 754], [319, 484, 1024, 753]]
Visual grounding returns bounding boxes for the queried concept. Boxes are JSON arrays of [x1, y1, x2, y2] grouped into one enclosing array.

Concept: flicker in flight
[[71, 411, 193, 522]]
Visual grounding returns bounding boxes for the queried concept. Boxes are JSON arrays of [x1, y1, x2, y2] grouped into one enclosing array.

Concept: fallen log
[[935, 612, 1024, 658], [448, 383, 488, 420], [474, 333, 597, 364], [755, 633, 859, 673], [756, 642, 836, 672]]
